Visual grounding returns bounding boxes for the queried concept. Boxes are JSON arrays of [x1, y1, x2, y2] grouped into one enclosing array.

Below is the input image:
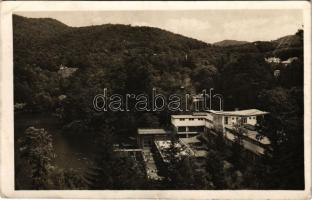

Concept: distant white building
[[265, 57, 281, 64], [14, 102, 27, 110], [281, 57, 298, 66], [58, 65, 78, 78], [274, 69, 281, 77]]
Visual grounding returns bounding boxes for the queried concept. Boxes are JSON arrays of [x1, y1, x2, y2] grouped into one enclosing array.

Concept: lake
[[14, 113, 93, 189]]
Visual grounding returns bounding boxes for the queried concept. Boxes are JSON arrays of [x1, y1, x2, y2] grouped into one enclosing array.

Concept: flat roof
[[171, 109, 268, 118], [171, 113, 211, 119], [171, 115, 198, 119], [192, 112, 209, 116], [209, 109, 269, 116], [137, 128, 171, 135]]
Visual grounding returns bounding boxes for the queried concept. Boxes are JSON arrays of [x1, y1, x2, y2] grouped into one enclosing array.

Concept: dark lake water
[[14, 113, 93, 188]]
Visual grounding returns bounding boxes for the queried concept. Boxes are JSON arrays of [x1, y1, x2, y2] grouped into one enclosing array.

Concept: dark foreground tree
[[166, 137, 214, 189], [257, 87, 304, 189], [49, 167, 88, 189], [85, 125, 147, 189], [85, 125, 115, 189], [229, 122, 246, 170], [18, 127, 54, 189], [205, 150, 226, 189]]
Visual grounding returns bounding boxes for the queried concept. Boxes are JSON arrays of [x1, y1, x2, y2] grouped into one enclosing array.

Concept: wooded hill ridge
[[13, 14, 303, 111]]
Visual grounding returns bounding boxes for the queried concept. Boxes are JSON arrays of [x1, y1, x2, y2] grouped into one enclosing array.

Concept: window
[[249, 117, 251, 119], [189, 126, 204, 132], [253, 117, 256, 119], [225, 117, 228, 124], [178, 126, 187, 132], [143, 139, 150, 148], [189, 118, 194, 121]]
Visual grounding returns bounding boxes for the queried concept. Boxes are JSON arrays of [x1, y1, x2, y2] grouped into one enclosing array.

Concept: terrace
[[224, 125, 271, 146], [224, 126, 270, 156], [154, 140, 194, 163]]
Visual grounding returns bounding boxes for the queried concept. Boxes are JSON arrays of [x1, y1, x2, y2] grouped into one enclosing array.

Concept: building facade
[[171, 109, 270, 156], [137, 109, 270, 157], [137, 128, 172, 149]]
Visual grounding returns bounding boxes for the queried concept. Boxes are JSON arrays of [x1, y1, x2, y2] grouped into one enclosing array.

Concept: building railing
[[225, 127, 270, 148]]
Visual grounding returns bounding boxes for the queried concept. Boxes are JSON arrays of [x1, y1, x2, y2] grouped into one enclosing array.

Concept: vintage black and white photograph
[[0, 2, 310, 197]]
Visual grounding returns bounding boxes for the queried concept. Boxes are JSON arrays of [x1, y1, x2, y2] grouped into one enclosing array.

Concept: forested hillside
[[213, 39, 249, 46], [13, 15, 304, 190]]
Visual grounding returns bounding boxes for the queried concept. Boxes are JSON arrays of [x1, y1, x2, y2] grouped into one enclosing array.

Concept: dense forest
[[13, 15, 304, 190]]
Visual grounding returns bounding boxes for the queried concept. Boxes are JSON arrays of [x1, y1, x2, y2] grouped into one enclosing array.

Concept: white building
[[137, 128, 171, 149], [171, 109, 268, 134], [209, 109, 269, 129], [281, 57, 298, 66], [138, 109, 271, 157], [170, 109, 270, 156], [265, 57, 281, 64], [171, 113, 213, 138], [274, 69, 281, 77]]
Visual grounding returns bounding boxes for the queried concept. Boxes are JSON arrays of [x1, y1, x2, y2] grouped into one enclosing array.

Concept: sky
[[16, 10, 303, 43]]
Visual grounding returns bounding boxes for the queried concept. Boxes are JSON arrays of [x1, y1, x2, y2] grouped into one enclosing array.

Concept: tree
[[49, 167, 88, 189], [193, 170, 214, 189], [206, 150, 226, 189], [85, 125, 148, 189], [165, 137, 213, 189], [229, 122, 246, 170], [242, 156, 271, 189], [137, 113, 160, 128], [255, 114, 304, 189], [295, 28, 303, 45], [256, 88, 304, 189], [165, 136, 181, 188], [85, 126, 115, 189], [176, 157, 196, 189], [18, 127, 54, 189], [219, 53, 273, 109], [191, 65, 218, 92], [279, 58, 303, 88], [110, 156, 147, 189]]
